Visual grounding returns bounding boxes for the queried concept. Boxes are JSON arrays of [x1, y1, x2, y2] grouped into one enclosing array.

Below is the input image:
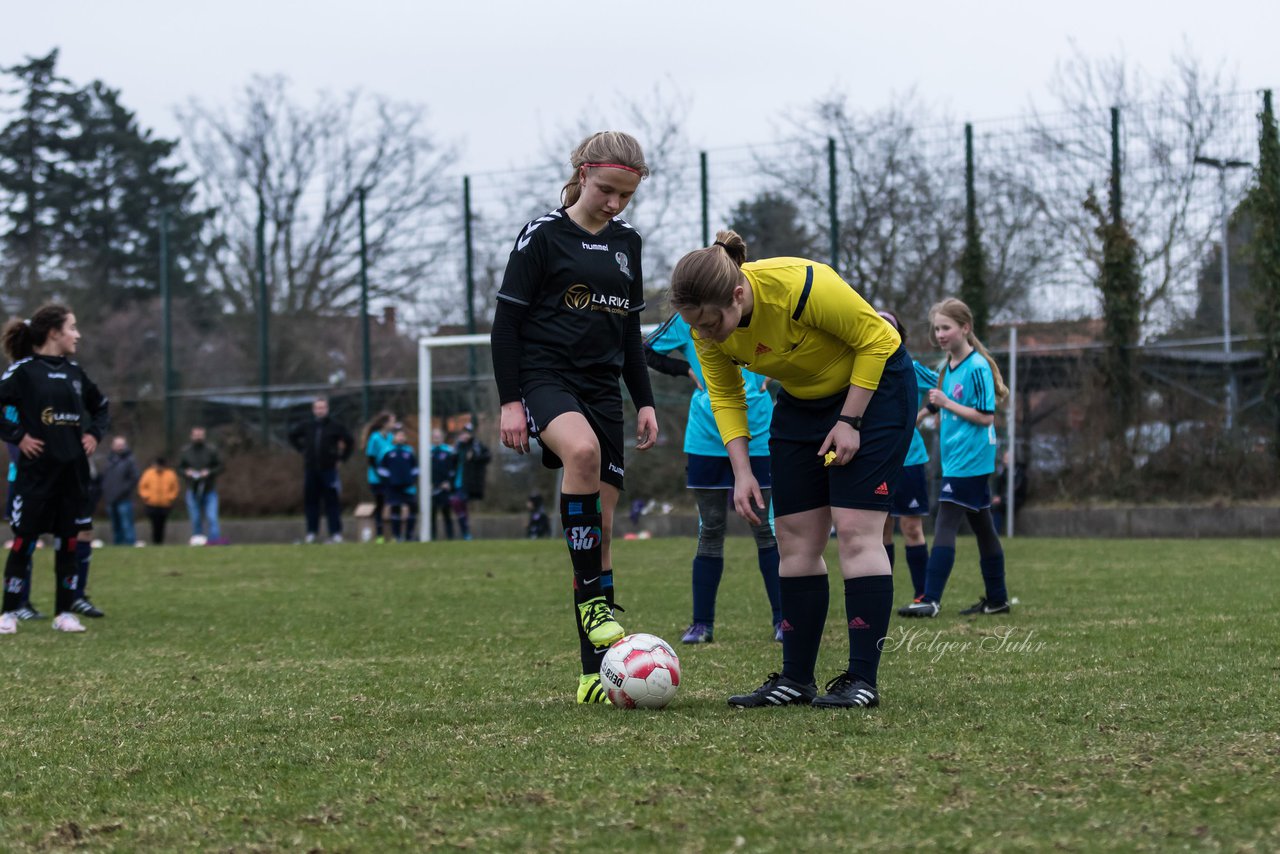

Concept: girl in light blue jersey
[[902, 298, 1011, 617], [645, 314, 782, 645], [362, 411, 396, 543]]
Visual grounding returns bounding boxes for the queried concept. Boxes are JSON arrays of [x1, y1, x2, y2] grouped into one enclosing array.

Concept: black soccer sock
[[690, 555, 724, 625], [756, 546, 782, 625], [921, 546, 956, 604], [905, 544, 930, 599], [560, 492, 604, 604], [55, 537, 79, 614], [845, 574, 894, 687], [390, 512, 402, 541], [980, 554, 1008, 603], [3, 538, 35, 613], [75, 539, 92, 595], [779, 574, 828, 686]]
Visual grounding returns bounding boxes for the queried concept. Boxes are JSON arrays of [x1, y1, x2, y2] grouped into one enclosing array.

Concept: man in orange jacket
[[137, 456, 180, 545]]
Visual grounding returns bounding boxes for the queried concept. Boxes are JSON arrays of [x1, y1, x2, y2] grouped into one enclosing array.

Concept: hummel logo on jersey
[[849, 616, 871, 630], [515, 212, 561, 252], [607, 462, 624, 476], [565, 525, 602, 551], [754, 342, 772, 355], [874, 482, 889, 496], [582, 241, 609, 251]]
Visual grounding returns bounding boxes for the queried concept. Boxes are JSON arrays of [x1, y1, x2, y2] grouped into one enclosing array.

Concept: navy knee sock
[[922, 546, 956, 604], [691, 555, 724, 625], [3, 538, 35, 613], [756, 546, 782, 625], [779, 575, 828, 686], [561, 492, 604, 604], [905, 544, 929, 599], [76, 540, 92, 596], [980, 553, 1008, 603], [845, 574, 893, 688]]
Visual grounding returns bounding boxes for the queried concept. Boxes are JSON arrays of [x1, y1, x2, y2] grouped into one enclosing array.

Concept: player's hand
[[926, 388, 948, 410], [19, 434, 45, 458], [82, 434, 97, 456], [500, 401, 530, 455], [635, 406, 658, 451], [732, 475, 765, 525], [818, 421, 861, 467]]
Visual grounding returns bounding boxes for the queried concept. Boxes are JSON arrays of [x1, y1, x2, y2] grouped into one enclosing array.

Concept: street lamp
[[1194, 155, 1252, 431]]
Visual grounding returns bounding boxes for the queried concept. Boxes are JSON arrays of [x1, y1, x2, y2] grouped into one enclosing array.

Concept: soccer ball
[[599, 633, 681, 709]]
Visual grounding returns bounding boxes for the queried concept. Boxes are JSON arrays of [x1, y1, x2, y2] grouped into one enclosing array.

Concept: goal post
[[418, 326, 659, 542]]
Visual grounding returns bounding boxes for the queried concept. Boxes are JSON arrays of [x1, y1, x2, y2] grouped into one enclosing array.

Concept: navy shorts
[[890, 463, 930, 517], [937, 474, 992, 511], [521, 370, 626, 491], [769, 347, 915, 516], [686, 454, 772, 490]]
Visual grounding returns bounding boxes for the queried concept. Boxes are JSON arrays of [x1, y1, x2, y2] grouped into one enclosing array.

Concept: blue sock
[[884, 541, 895, 569], [980, 553, 1008, 603], [845, 574, 893, 687], [756, 546, 782, 625], [691, 555, 724, 625], [905, 544, 929, 599], [76, 540, 93, 597], [779, 575, 828, 685], [922, 546, 956, 604]]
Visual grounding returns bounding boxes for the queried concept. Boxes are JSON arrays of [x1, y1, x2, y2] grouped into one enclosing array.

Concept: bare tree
[[178, 76, 458, 321], [1028, 45, 1243, 335]]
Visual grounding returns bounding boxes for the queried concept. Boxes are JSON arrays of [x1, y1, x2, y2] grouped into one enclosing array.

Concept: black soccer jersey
[[497, 208, 645, 376], [0, 355, 109, 468]]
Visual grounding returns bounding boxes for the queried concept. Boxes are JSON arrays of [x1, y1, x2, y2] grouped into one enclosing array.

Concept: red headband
[[581, 162, 641, 175]]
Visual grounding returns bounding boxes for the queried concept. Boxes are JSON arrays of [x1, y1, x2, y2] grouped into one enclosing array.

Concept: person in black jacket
[[288, 396, 354, 543], [102, 435, 140, 546], [0, 304, 109, 635]]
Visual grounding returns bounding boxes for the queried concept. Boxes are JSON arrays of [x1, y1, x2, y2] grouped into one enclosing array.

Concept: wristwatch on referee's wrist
[[836, 414, 863, 431]]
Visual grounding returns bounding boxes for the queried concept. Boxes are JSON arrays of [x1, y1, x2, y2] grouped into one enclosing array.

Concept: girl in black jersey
[[0, 305, 109, 635], [490, 131, 659, 705]]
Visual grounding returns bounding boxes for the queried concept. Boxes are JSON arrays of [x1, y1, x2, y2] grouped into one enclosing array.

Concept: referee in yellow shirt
[[669, 231, 914, 710]]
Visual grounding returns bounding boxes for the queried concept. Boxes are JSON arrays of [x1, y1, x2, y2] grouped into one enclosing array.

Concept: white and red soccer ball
[[600, 633, 681, 709]]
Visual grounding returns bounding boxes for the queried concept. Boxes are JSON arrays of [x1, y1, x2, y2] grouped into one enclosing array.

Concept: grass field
[[1, 536, 1278, 852]]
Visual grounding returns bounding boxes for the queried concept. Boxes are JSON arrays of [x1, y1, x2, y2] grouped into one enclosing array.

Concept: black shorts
[[890, 463, 930, 517], [521, 370, 626, 491], [938, 474, 992, 511], [686, 454, 772, 490], [769, 347, 914, 516], [9, 460, 92, 538]]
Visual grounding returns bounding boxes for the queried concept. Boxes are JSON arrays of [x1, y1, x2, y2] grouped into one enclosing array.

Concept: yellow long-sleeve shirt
[[693, 258, 900, 445]]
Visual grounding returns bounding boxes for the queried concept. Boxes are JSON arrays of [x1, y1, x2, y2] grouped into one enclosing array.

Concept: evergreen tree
[[0, 51, 212, 319], [0, 50, 75, 309], [1248, 90, 1280, 458], [727, 192, 817, 261], [1084, 187, 1142, 452]]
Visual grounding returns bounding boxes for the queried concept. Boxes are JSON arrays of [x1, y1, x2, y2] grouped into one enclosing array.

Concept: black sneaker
[[727, 672, 817, 708], [70, 597, 105, 618], [12, 604, 47, 621], [812, 672, 880, 709], [958, 597, 1010, 616]]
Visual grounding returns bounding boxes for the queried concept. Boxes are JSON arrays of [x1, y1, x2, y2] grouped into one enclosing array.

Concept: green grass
[[1, 537, 1278, 852]]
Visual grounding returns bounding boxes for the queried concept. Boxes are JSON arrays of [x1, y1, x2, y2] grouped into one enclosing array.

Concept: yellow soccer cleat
[[577, 673, 610, 705]]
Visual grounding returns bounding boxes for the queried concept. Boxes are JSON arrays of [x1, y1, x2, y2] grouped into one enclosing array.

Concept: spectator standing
[[288, 397, 354, 543], [451, 423, 491, 541], [179, 426, 224, 545], [428, 427, 457, 541], [377, 427, 419, 541], [138, 456, 179, 545], [102, 435, 139, 546]]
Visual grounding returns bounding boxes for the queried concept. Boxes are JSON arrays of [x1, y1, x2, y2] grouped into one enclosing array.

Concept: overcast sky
[[3, 0, 1276, 176]]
